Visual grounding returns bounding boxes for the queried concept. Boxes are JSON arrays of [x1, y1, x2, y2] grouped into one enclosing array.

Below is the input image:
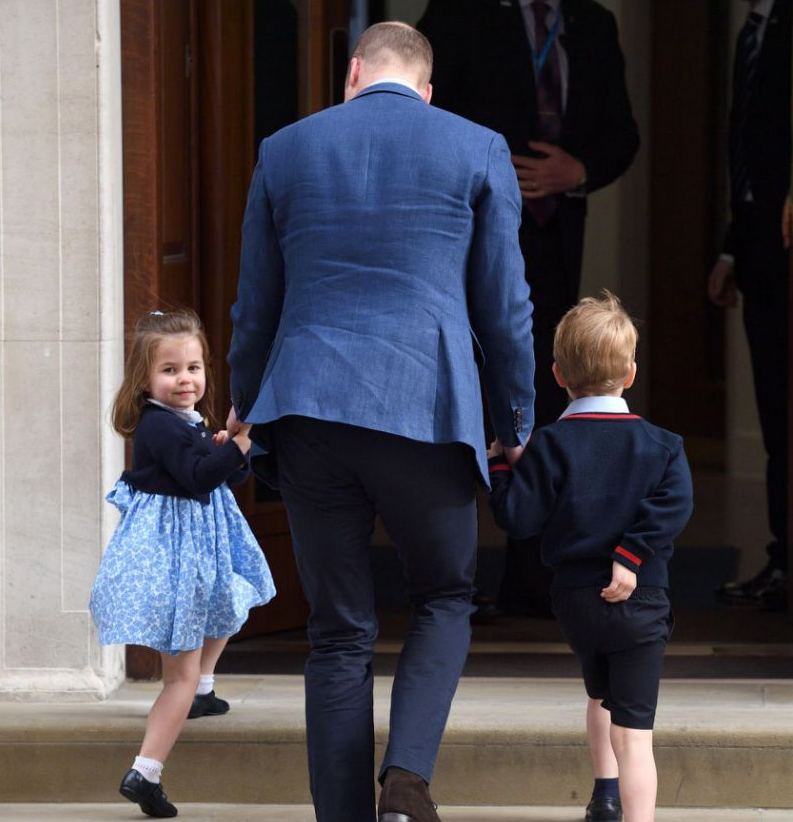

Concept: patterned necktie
[[730, 11, 763, 203], [527, 1, 563, 226]]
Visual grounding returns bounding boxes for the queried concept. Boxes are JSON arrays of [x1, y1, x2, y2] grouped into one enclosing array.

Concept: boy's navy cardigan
[[488, 405, 694, 590], [121, 404, 249, 504]]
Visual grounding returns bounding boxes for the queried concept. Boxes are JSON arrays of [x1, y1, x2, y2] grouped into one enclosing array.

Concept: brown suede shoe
[[377, 767, 441, 822]]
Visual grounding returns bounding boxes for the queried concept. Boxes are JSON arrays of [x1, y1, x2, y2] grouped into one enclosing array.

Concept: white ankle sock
[[196, 674, 214, 696], [133, 755, 163, 784]]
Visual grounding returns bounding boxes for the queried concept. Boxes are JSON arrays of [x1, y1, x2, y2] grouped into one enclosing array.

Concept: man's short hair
[[353, 22, 433, 87], [553, 290, 638, 395]]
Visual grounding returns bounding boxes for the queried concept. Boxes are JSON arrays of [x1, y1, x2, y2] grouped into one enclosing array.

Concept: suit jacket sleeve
[[611, 437, 694, 574], [575, 10, 640, 193], [228, 138, 286, 419], [467, 133, 536, 448]]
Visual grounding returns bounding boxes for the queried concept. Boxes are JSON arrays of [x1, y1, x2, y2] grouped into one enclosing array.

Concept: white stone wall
[[0, 0, 124, 698]]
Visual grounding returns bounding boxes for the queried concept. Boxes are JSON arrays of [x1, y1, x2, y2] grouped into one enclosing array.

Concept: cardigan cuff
[[488, 455, 512, 475], [612, 544, 643, 574]]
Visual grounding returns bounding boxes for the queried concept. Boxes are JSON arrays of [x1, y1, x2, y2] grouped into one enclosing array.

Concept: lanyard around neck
[[530, 10, 562, 76]]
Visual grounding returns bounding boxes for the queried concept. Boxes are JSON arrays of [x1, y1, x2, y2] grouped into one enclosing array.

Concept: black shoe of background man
[[187, 690, 230, 719], [585, 795, 623, 822], [119, 769, 178, 818], [716, 560, 787, 606], [470, 592, 503, 624], [378, 766, 442, 822], [499, 593, 554, 619]]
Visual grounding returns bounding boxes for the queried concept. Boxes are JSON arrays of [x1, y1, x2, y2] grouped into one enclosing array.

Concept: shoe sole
[[119, 785, 178, 818], [378, 815, 418, 822], [187, 706, 230, 719]]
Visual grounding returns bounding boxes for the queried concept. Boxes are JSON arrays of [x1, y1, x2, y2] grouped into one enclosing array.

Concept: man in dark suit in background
[[417, 0, 639, 617], [710, 0, 791, 611]]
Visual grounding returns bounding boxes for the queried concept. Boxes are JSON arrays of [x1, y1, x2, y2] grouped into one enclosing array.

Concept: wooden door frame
[[784, 6, 793, 621], [120, 0, 353, 678]]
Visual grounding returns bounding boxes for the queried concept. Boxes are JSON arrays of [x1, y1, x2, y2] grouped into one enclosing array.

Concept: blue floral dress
[[90, 405, 276, 655]]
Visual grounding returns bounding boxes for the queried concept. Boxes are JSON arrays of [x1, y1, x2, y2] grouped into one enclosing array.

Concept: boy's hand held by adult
[[601, 560, 637, 603], [487, 438, 505, 459]]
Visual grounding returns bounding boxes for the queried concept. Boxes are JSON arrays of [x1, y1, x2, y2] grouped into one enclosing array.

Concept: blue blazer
[[228, 82, 535, 484]]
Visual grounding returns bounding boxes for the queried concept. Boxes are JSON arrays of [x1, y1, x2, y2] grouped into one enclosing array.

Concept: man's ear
[[552, 361, 567, 388], [344, 57, 362, 101], [421, 82, 433, 104]]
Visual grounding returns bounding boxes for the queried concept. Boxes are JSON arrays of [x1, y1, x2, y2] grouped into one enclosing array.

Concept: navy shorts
[[551, 586, 673, 730]]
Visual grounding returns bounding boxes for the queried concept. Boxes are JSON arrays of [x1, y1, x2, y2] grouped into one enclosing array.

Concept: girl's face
[[148, 335, 206, 412]]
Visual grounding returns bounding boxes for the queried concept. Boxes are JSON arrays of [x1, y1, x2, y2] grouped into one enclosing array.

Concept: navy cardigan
[[488, 412, 694, 589], [121, 404, 249, 504]]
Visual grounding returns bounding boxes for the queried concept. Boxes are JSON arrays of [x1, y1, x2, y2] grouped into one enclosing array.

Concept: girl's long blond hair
[[111, 310, 216, 438]]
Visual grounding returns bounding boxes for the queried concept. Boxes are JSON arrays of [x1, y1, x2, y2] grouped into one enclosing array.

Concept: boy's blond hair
[[553, 290, 638, 396]]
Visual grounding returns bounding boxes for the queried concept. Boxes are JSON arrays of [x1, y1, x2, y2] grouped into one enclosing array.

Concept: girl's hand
[[213, 430, 230, 446], [601, 561, 637, 603]]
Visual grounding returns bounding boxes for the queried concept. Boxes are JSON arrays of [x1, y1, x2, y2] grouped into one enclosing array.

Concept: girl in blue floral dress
[[89, 309, 275, 818]]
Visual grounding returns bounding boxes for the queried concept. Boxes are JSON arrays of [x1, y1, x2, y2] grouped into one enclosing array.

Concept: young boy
[[488, 291, 693, 822]]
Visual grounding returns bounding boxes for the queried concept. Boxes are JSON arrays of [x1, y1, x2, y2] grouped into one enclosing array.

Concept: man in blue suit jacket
[[227, 22, 535, 822]]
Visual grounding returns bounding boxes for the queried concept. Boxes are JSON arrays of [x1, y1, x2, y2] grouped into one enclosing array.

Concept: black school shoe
[[187, 690, 230, 719], [119, 769, 178, 818], [585, 795, 623, 822]]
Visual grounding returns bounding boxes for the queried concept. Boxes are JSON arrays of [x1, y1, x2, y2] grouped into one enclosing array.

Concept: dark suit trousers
[[274, 416, 478, 822], [500, 210, 580, 610], [733, 202, 789, 567]]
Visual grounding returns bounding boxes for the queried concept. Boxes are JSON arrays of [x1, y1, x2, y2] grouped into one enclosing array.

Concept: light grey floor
[[0, 806, 790, 822]]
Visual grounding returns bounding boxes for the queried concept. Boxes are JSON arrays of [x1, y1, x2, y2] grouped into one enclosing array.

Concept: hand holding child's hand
[[601, 561, 637, 603], [231, 422, 253, 455], [487, 439, 505, 459]]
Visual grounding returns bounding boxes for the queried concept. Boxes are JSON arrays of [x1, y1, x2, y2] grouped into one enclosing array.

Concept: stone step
[[1, 675, 792, 808], [0, 805, 790, 822]]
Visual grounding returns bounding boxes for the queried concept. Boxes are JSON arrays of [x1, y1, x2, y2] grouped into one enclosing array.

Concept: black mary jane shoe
[[187, 689, 230, 719], [119, 768, 178, 818], [585, 795, 623, 822]]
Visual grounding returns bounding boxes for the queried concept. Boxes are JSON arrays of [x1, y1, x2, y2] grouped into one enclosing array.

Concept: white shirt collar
[[559, 396, 630, 419], [364, 78, 420, 94], [147, 398, 204, 426], [751, 0, 774, 17], [519, 0, 562, 15]]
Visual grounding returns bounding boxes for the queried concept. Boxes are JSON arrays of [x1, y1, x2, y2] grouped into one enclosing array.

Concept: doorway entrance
[[120, 1, 791, 680]]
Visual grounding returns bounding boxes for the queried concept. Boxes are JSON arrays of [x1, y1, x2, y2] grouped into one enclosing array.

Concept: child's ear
[[552, 362, 567, 388], [623, 361, 637, 389]]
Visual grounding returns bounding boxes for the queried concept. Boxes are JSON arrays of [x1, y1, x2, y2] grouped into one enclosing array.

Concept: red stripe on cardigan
[[488, 462, 511, 473], [563, 413, 642, 420], [615, 545, 643, 566]]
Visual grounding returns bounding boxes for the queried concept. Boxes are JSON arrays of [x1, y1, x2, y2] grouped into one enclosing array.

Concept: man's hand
[[782, 195, 792, 249], [511, 141, 585, 201], [707, 258, 738, 308], [487, 438, 505, 459], [226, 405, 243, 437], [601, 561, 637, 603]]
